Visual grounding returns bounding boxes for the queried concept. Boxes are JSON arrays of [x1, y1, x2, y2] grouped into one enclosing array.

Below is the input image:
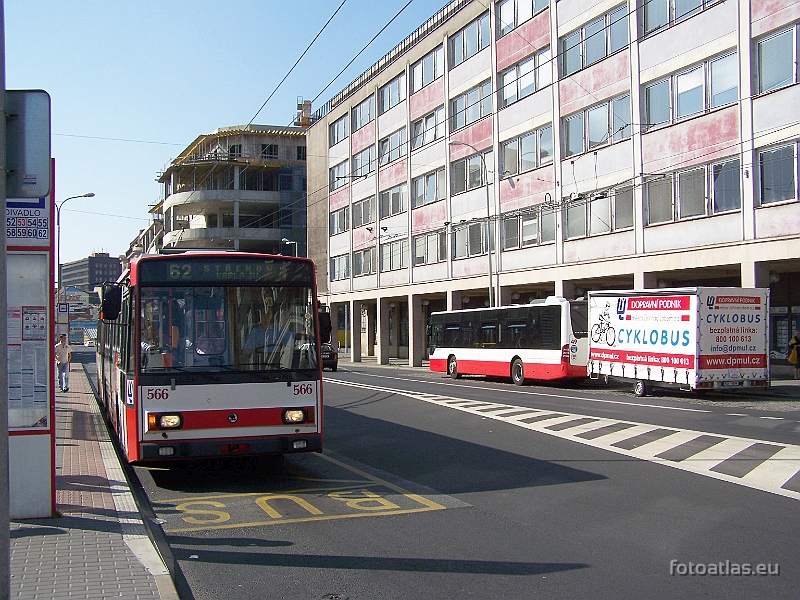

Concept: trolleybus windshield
[[139, 284, 318, 373]]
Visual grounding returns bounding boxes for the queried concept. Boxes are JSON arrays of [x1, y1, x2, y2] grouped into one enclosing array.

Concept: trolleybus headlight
[[282, 409, 307, 424], [148, 413, 183, 430]]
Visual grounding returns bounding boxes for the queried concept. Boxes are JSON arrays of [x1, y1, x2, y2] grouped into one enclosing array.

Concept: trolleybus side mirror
[[100, 283, 122, 321], [318, 310, 332, 344]]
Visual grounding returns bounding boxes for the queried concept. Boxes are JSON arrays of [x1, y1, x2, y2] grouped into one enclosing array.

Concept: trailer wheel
[[447, 355, 461, 379], [633, 380, 648, 397], [511, 359, 525, 386]]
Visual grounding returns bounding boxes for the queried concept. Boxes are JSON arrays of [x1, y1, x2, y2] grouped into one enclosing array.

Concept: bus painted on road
[[428, 297, 588, 385], [96, 252, 325, 463]]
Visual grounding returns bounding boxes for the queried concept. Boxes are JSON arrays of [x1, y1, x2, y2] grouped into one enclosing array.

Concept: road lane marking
[[342, 372, 713, 413], [329, 379, 800, 502], [742, 447, 800, 488]]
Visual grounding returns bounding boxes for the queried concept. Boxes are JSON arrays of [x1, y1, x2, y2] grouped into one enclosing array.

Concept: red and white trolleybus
[[96, 252, 328, 462], [428, 296, 589, 385]]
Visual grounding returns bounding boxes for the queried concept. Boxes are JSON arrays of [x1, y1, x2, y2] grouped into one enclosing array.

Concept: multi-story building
[[154, 124, 308, 257], [307, 0, 800, 367], [60, 252, 122, 291]]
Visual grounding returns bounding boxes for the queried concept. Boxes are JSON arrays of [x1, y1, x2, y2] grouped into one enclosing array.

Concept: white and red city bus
[[428, 297, 589, 385], [96, 252, 327, 463]]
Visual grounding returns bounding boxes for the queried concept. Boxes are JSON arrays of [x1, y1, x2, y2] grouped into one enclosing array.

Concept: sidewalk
[[10, 365, 180, 600]]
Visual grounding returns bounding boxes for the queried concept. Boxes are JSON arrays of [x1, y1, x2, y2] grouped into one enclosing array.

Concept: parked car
[[320, 343, 338, 371]]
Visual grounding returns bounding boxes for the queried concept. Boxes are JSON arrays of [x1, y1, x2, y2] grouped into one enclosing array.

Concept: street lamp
[[56, 193, 95, 303], [449, 140, 494, 307], [281, 238, 298, 257]]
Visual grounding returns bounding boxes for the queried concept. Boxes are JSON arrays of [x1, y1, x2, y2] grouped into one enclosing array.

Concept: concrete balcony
[[162, 226, 285, 247], [163, 189, 283, 213]]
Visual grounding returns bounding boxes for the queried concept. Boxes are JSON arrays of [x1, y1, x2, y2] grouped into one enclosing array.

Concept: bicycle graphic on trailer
[[591, 303, 616, 346]]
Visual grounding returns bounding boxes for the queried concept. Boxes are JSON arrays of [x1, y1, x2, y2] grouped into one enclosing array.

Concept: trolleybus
[[96, 252, 327, 463], [428, 296, 588, 385]]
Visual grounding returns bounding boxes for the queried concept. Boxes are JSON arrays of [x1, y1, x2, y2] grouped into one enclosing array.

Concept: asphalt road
[[79, 350, 800, 599]]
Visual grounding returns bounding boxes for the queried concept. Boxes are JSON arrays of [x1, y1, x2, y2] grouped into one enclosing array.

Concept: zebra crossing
[[330, 379, 800, 502]]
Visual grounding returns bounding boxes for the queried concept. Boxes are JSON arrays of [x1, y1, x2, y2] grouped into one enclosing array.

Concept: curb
[[81, 364, 185, 600]]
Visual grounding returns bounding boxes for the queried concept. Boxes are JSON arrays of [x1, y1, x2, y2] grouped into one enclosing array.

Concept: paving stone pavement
[[10, 364, 179, 599]]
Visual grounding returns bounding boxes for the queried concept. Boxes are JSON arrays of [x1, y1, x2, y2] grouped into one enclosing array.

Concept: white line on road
[[339, 372, 713, 413]]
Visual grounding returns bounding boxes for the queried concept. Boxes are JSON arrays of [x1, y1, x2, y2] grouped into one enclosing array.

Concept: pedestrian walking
[[789, 330, 800, 380], [55, 333, 73, 391]]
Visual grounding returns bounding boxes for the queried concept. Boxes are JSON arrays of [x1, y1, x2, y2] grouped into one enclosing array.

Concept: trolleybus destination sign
[[137, 256, 313, 284]]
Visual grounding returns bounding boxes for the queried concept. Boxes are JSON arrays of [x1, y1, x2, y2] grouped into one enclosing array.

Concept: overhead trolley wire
[[248, 0, 349, 126]]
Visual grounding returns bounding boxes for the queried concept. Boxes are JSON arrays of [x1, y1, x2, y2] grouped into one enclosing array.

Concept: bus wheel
[[511, 359, 525, 386], [447, 356, 460, 379], [634, 380, 648, 397]]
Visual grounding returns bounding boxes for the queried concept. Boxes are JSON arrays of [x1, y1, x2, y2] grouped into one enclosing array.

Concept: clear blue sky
[[6, 0, 443, 264]]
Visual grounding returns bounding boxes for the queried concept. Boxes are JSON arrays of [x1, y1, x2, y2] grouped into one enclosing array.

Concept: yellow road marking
[[166, 505, 445, 533], [159, 451, 447, 533]]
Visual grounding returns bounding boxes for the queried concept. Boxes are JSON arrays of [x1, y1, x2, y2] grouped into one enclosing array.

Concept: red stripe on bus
[[430, 358, 583, 380], [163, 407, 316, 430]]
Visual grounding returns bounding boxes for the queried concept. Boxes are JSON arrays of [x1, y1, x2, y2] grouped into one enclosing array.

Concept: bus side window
[[529, 308, 542, 348], [507, 323, 526, 348], [541, 306, 561, 349], [444, 324, 459, 347], [481, 322, 497, 347], [462, 318, 478, 347]]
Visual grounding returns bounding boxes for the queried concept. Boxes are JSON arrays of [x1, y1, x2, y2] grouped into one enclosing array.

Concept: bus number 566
[[293, 384, 313, 395], [146, 388, 170, 400]]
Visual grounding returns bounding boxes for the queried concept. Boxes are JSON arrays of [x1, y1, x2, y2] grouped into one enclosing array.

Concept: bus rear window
[[570, 301, 588, 338]]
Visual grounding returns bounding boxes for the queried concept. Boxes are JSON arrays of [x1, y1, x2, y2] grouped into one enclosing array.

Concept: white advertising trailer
[[587, 288, 770, 396]]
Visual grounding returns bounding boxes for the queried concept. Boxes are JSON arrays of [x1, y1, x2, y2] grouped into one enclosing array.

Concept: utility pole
[[0, 1, 11, 597]]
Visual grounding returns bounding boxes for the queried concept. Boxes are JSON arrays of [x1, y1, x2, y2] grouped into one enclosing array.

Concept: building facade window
[[644, 53, 737, 129], [262, 144, 279, 159], [451, 150, 493, 195], [561, 6, 628, 77], [329, 115, 348, 147], [330, 254, 349, 281], [296, 146, 307, 161], [450, 80, 492, 131], [453, 221, 493, 259], [563, 95, 631, 157], [352, 145, 376, 177], [380, 239, 409, 271], [499, 47, 551, 108], [329, 206, 349, 236], [412, 168, 446, 208], [329, 160, 349, 191], [351, 96, 375, 132], [413, 230, 447, 265], [229, 144, 242, 159], [500, 124, 553, 176], [758, 144, 795, 205], [449, 12, 490, 68], [561, 185, 634, 239], [503, 209, 556, 249], [378, 127, 407, 166], [757, 27, 797, 94], [379, 73, 406, 114], [379, 183, 408, 218], [643, 0, 722, 36], [352, 196, 376, 228], [353, 247, 376, 276], [712, 160, 741, 212], [411, 46, 445, 94], [497, 0, 549, 38], [644, 157, 742, 224], [411, 106, 446, 150]]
